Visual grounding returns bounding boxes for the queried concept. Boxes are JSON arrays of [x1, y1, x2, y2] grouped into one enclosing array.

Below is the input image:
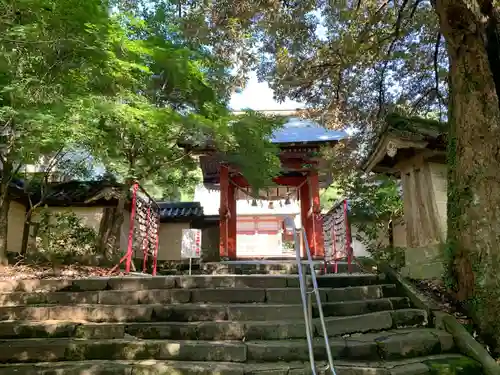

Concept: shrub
[[33, 209, 97, 264]]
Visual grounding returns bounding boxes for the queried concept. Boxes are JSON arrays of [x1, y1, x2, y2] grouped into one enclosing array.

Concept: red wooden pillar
[[219, 165, 229, 257], [227, 179, 237, 259], [310, 171, 324, 257], [300, 180, 312, 258]]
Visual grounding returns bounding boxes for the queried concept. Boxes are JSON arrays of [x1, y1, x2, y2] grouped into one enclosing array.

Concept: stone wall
[[6, 201, 27, 254], [401, 244, 444, 280], [156, 222, 191, 261]]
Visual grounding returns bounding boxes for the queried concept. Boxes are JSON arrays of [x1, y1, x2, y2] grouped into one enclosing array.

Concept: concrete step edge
[[0, 309, 428, 340], [0, 284, 400, 307], [0, 298, 412, 323], [0, 327, 452, 344], [0, 308, 423, 327], [0, 297, 406, 310], [0, 354, 478, 375], [0, 353, 474, 368]]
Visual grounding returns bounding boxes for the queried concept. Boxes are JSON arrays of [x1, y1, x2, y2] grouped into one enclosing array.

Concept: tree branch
[[376, 0, 411, 118], [13, 161, 23, 176], [433, 32, 446, 120], [408, 0, 424, 20], [46, 148, 66, 171], [410, 88, 435, 115]]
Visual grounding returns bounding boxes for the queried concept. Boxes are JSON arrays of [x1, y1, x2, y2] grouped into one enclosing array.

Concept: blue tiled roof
[[158, 202, 204, 221], [271, 117, 347, 144]]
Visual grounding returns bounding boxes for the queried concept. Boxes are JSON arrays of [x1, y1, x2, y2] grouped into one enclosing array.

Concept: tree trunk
[[27, 221, 40, 255], [434, 0, 500, 351], [20, 210, 31, 255], [110, 185, 129, 255], [96, 207, 117, 258], [0, 193, 9, 266], [0, 162, 13, 265]]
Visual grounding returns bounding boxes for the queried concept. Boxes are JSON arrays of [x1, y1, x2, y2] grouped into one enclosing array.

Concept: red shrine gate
[[218, 166, 324, 260], [183, 111, 346, 261]]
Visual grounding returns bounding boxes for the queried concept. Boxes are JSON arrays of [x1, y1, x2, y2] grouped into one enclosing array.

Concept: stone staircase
[[0, 271, 482, 374]]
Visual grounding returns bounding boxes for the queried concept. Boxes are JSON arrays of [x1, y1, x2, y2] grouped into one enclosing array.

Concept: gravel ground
[[0, 263, 119, 280]]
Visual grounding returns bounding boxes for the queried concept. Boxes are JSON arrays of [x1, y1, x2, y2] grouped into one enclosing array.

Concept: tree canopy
[[160, 0, 448, 128], [0, 0, 284, 261], [144, 0, 500, 352]]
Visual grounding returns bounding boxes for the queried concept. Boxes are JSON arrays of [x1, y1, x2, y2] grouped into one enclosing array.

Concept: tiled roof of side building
[[158, 202, 204, 222], [271, 117, 347, 144]]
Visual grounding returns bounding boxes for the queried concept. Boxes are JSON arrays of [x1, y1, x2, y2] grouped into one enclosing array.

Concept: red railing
[[321, 199, 353, 274], [110, 182, 161, 276]]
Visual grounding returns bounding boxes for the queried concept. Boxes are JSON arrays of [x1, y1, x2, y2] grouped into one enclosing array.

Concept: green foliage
[[0, 0, 294, 262], [340, 172, 403, 248], [0, 0, 283, 200], [371, 246, 406, 270], [33, 209, 97, 263], [81, 8, 282, 194], [0, 0, 112, 166], [0, 0, 118, 260], [171, 0, 447, 125], [147, 0, 500, 353], [320, 185, 340, 211], [220, 111, 284, 192]]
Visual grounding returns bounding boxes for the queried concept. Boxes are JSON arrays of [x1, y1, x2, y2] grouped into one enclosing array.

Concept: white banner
[[181, 229, 202, 259]]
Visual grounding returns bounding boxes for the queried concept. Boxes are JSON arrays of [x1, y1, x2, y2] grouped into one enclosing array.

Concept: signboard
[[181, 229, 202, 259]]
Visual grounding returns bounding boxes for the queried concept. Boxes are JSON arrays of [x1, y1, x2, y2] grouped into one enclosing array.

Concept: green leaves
[[0, 0, 290, 200], [222, 111, 284, 192], [175, 0, 448, 127], [78, 6, 282, 198], [340, 171, 403, 249]]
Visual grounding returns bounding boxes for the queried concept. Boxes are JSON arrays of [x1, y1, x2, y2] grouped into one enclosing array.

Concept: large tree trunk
[[0, 162, 12, 265], [95, 182, 134, 265], [434, 0, 500, 351], [110, 189, 127, 253], [20, 210, 31, 255], [96, 207, 117, 258], [0, 191, 9, 266]]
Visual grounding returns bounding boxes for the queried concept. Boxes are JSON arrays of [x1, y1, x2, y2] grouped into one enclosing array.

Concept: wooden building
[[362, 113, 448, 279]]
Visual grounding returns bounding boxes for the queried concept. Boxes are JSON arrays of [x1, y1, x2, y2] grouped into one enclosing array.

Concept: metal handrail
[[284, 217, 337, 375]]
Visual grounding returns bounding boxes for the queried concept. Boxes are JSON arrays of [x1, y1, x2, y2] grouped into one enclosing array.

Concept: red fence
[[322, 199, 353, 273], [110, 182, 161, 276]]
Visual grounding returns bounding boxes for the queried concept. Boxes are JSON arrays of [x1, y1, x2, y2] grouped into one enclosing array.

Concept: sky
[[229, 10, 326, 112], [229, 71, 304, 111]]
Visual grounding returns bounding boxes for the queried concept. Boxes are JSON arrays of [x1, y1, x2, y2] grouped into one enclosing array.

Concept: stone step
[[0, 329, 455, 363], [0, 276, 287, 293], [0, 298, 411, 322], [201, 261, 362, 275], [315, 274, 384, 288], [0, 354, 482, 375], [0, 309, 427, 340], [0, 274, 384, 293], [246, 329, 456, 363], [0, 284, 399, 306]]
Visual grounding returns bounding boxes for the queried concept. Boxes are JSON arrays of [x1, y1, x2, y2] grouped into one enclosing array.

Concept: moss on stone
[[385, 112, 448, 136], [424, 356, 483, 375]]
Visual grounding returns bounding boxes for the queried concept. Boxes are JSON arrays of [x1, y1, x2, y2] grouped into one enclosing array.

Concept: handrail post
[[303, 263, 314, 339], [286, 217, 317, 374], [285, 216, 337, 375], [304, 226, 336, 374], [307, 288, 314, 339]]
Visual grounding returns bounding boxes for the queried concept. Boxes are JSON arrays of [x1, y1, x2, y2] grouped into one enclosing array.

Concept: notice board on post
[[181, 229, 202, 259]]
